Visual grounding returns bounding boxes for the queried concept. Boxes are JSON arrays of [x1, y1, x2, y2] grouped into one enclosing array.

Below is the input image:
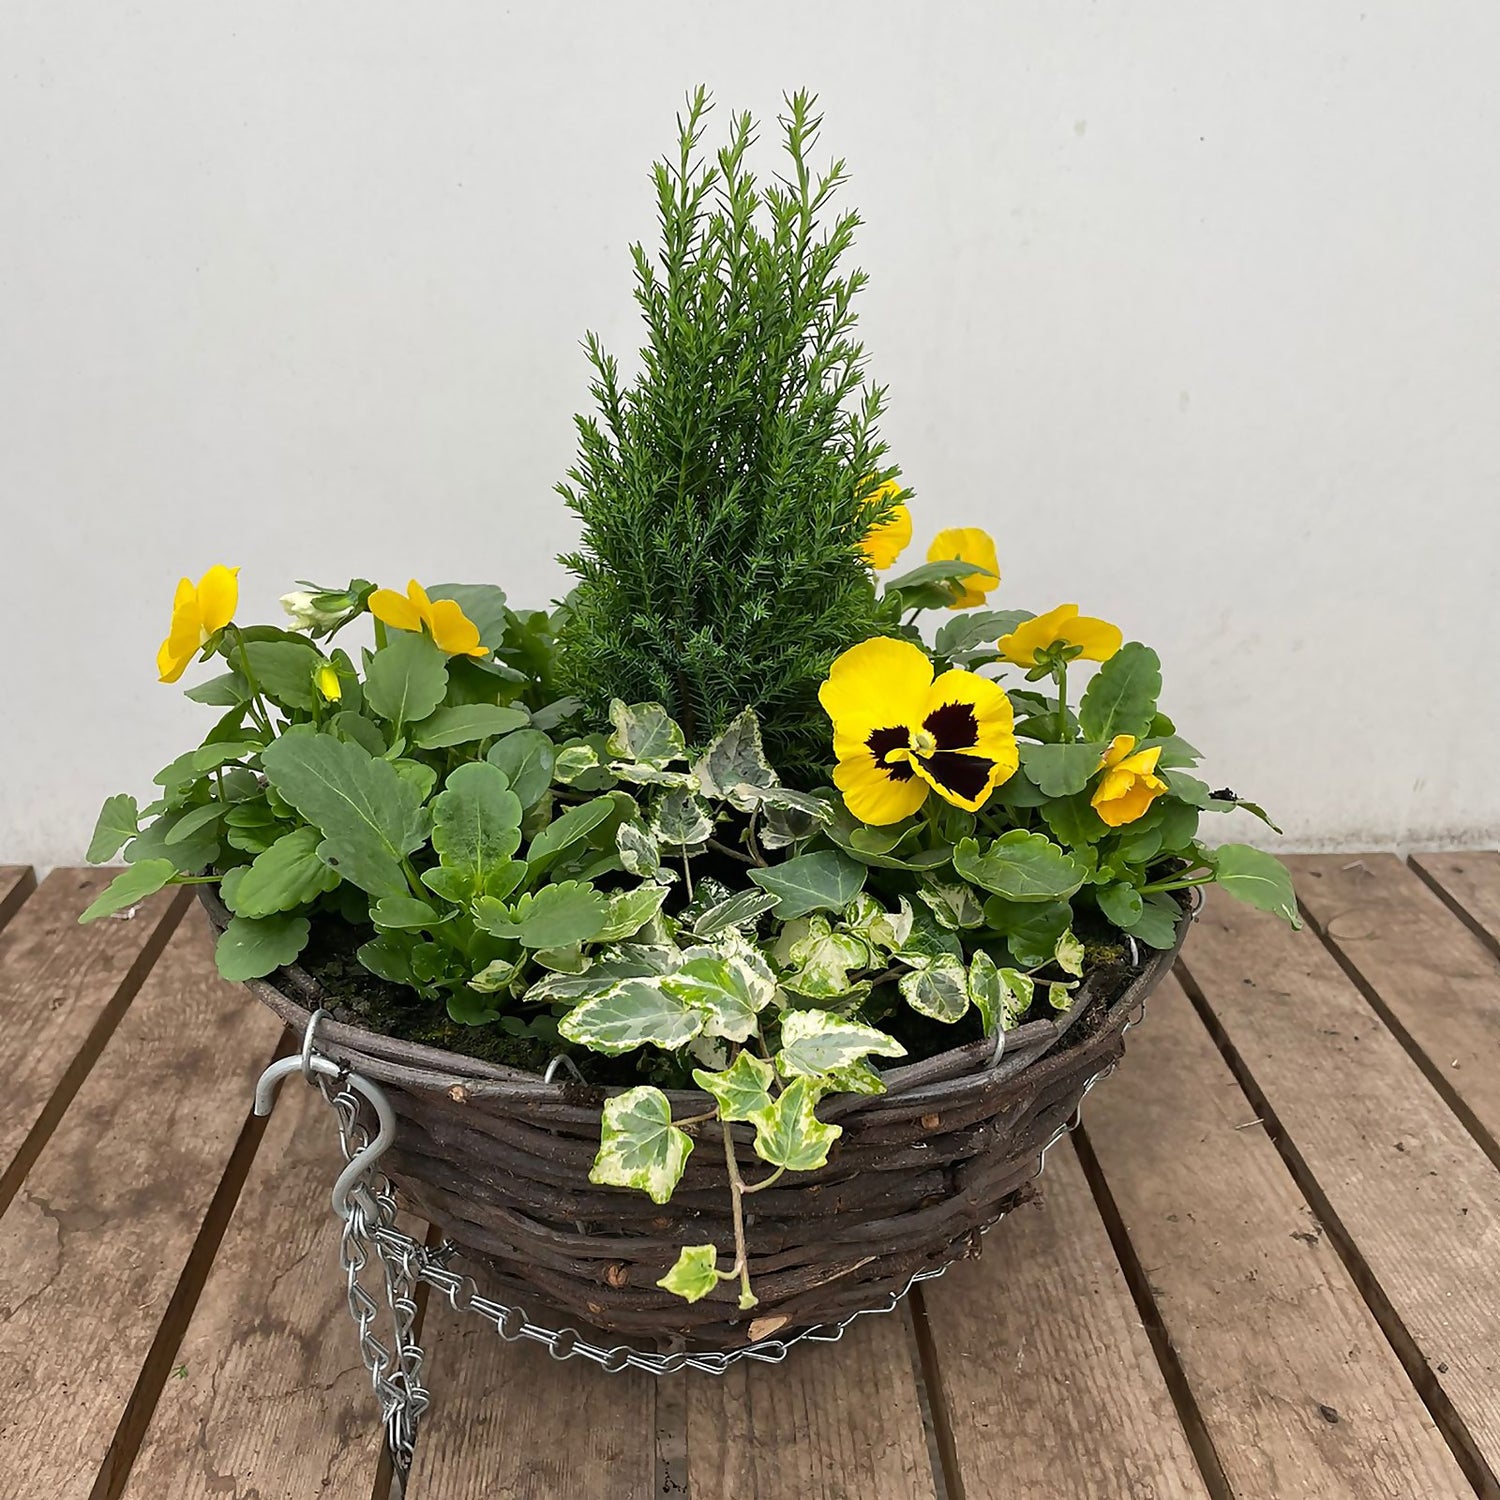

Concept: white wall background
[[2, 1, 1496, 865]]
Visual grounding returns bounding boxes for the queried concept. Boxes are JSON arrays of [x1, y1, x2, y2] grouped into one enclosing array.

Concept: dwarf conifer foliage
[[557, 89, 901, 779]]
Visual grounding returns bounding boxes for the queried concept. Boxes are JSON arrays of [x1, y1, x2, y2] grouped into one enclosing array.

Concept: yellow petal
[[995, 604, 1081, 665], [860, 497, 912, 570], [426, 597, 487, 657], [1062, 614, 1123, 662], [1092, 774, 1165, 827], [1099, 734, 1137, 771], [1117, 744, 1163, 777], [924, 668, 1016, 758], [195, 565, 240, 635], [818, 637, 934, 740], [314, 662, 343, 702], [157, 635, 194, 683], [927, 527, 999, 610], [833, 753, 929, 825], [369, 586, 423, 633]]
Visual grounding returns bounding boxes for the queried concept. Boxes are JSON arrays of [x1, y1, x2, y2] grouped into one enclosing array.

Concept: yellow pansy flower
[[314, 661, 343, 703], [1091, 735, 1169, 827], [926, 527, 999, 609], [995, 603, 1123, 667], [819, 637, 1019, 825], [368, 579, 488, 658], [858, 479, 912, 570], [157, 565, 240, 683]]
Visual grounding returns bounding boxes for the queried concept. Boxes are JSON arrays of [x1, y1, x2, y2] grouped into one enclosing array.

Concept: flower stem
[[1138, 872, 1215, 894], [228, 625, 275, 737], [1055, 659, 1070, 744]]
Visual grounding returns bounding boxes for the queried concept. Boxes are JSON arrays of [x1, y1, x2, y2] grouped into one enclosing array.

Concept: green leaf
[[751, 1076, 842, 1172], [1047, 981, 1074, 1012], [899, 954, 970, 1022], [588, 1086, 694, 1203], [968, 950, 1003, 1034], [607, 700, 686, 766], [486, 729, 556, 811], [656, 1243, 723, 1303], [934, 609, 1035, 658], [651, 788, 714, 849], [693, 708, 777, 807], [184, 671, 249, 706], [1141, 735, 1202, 769], [1077, 643, 1162, 744], [982, 897, 1073, 968], [467, 957, 519, 994], [412, 704, 530, 749], [154, 740, 264, 794], [1163, 771, 1213, 808], [692, 887, 780, 938], [953, 831, 1086, 903], [364, 632, 449, 726], [527, 796, 617, 870], [214, 913, 310, 982], [230, 825, 341, 917], [329, 712, 387, 756], [530, 697, 583, 733], [597, 883, 671, 943], [475, 881, 609, 949], [883, 557, 997, 593], [1203, 794, 1284, 834], [616, 822, 662, 878], [1054, 928, 1085, 977], [1211, 844, 1301, 928], [1133, 891, 1185, 949], [447, 988, 504, 1026], [749, 850, 866, 920], [163, 801, 223, 847], [916, 880, 986, 930], [663, 952, 776, 1042], [260, 727, 429, 899], [87, 794, 140, 863], [776, 1010, 906, 1079], [243, 639, 324, 711], [427, 583, 509, 649], [78, 859, 177, 922], [692, 1051, 777, 1122], [430, 762, 523, 901], [1019, 742, 1106, 798], [125, 808, 219, 874], [843, 892, 915, 951], [561, 978, 703, 1055], [779, 917, 871, 999], [1096, 882, 1145, 930], [371, 895, 445, 930]]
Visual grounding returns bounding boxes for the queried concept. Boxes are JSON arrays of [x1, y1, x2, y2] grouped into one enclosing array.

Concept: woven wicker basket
[[206, 891, 1186, 1350]]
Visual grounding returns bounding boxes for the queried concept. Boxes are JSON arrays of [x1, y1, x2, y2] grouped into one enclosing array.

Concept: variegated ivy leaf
[[1000, 966, 1036, 1024], [596, 883, 671, 943], [1047, 981, 1075, 1012], [758, 799, 828, 851], [968, 950, 1003, 1036], [553, 742, 603, 784], [692, 707, 777, 808], [607, 700, 686, 767], [822, 1058, 888, 1096], [559, 978, 703, 1056], [778, 916, 872, 1001], [730, 783, 832, 817], [663, 950, 775, 1042], [691, 887, 779, 938], [691, 1050, 777, 1122], [610, 762, 701, 790], [468, 957, 519, 994], [899, 954, 970, 1022], [616, 821, 663, 878], [651, 788, 714, 850], [589, 1086, 694, 1204], [1054, 928, 1086, 978], [843, 893, 914, 953], [656, 1243, 723, 1303], [751, 1076, 842, 1172], [917, 880, 987, 931], [776, 1009, 906, 1079]]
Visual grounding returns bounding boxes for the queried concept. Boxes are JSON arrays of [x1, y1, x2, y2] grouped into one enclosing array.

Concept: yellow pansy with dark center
[[819, 637, 1019, 824]]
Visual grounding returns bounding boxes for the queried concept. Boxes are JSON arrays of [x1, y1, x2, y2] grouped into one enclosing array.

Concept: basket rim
[[199, 885, 1188, 1112]]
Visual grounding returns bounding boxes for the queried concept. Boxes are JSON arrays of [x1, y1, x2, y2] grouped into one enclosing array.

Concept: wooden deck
[[3, 853, 1500, 1498]]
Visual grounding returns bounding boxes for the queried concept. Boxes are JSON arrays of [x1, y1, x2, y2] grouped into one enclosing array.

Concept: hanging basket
[[204, 890, 1187, 1352]]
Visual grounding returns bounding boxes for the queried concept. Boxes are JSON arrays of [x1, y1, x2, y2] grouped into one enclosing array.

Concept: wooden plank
[[684, 1312, 938, 1500], [0, 865, 37, 934], [0, 908, 283, 1499], [1291, 853, 1500, 1148], [1411, 850, 1500, 958], [1081, 972, 1470, 1499], [0, 868, 186, 1197], [1182, 883, 1500, 1490], [919, 1145, 1211, 1500], [405, 1295, 658, 1500], [120, 1074, 390, 1500]]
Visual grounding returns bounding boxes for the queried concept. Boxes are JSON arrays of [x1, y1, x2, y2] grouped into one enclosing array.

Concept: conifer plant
[[81, 91, 1298, 1316]]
